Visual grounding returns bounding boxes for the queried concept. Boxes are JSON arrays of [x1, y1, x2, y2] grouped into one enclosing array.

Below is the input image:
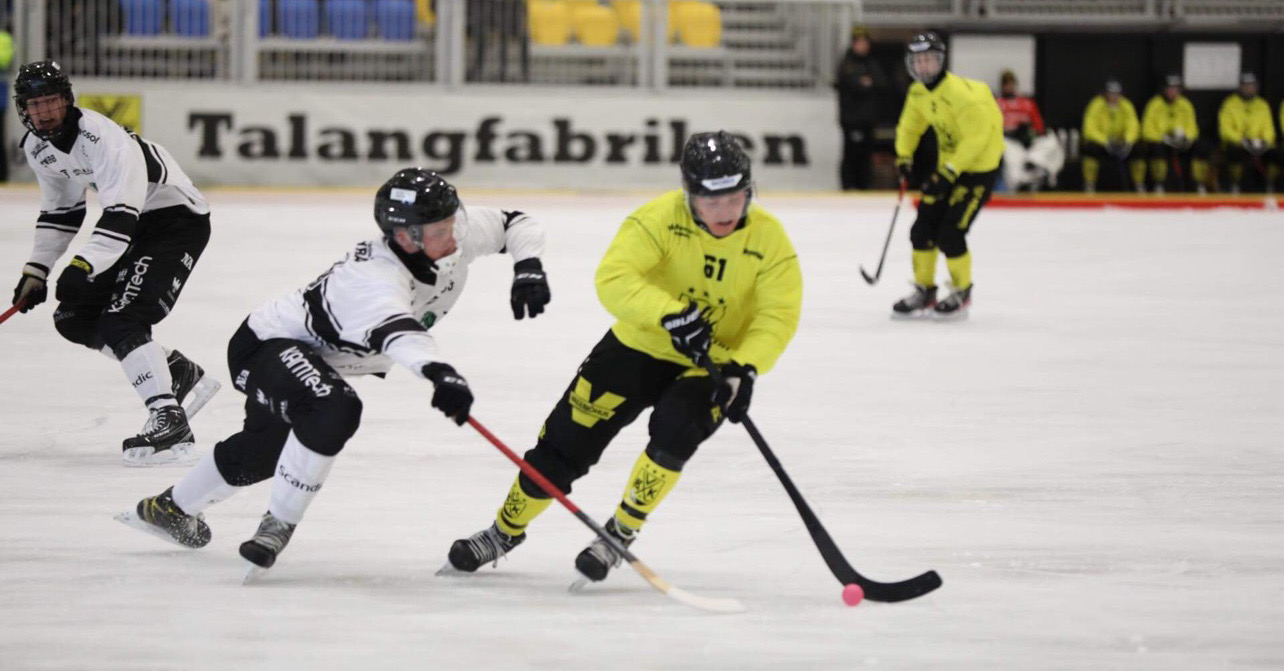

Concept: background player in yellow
[[1219, 72, 1279, 194], [1140, 74, 1209, 194], [1081, 78, 1143, 193], [892, 32, 1003, 320], [443, 131, 803, 584]]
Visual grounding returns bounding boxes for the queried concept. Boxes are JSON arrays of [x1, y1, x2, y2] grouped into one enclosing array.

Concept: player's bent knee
[[98, 314, 151, 358], [291, 392, 363, 457], [53, 308, 104, 349]]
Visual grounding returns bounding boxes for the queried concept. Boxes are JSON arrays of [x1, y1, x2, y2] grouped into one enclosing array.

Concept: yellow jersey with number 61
[[594, 190, 802, 375]]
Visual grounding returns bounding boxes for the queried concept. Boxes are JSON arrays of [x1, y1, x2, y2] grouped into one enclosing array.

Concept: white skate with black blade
[[933, 284, 972, 321], [122, 405, 198, 467], [891, 284, 937, 319]]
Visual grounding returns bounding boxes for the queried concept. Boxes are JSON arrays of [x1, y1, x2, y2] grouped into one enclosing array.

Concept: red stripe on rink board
[[982, 194, 1284, 210]]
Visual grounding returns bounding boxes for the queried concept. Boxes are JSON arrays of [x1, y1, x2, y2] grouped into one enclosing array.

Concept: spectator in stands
[[0, 21, 12, 182], [994, 69, 1063, 192], [1081, 78, 1143, 194], [1219, 72, 1279, 194], [834, 25, 890, 190], [1140, 74, 1209, 194], [467, 0, 528, 83]]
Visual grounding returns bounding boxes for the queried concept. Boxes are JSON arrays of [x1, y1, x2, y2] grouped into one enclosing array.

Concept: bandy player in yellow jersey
[[444, 131, 803, 584], [893, 32, 1003, 320]]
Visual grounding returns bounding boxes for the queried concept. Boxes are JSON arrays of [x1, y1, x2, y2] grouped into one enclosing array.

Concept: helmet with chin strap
[[679, 131, 754, 232], [905, 32, 946, 86], [374, 168, 460, 248], [14, 60, 76, 143]]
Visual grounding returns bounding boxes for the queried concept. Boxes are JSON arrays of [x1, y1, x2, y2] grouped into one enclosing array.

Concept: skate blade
[[123, 442, 200, 468], [242, 561, 269, 585], [434, 563, 468, 577], [183, 377, 222, 419], [568, 576, 591, 593], [115, 509, 195, 549], [932, 307, 970, 322], [890, 309, 935, 321]]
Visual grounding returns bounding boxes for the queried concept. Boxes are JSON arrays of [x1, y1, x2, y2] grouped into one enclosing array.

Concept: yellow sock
[[1082, 157, 1099, 187], [1149, 159, 1168, 185], [945, 252, 972, 290], [1129, 160, 1146, 187], [912, 248, 937, 287], [495, 475, 554, 536], [1192, 159, 1209, 186], [613, 451, 682, 533]]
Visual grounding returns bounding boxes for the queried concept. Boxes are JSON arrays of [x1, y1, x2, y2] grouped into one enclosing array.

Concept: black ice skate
[[122, 405, 197, 467], [933, 284, 972, 320], [115, 486, 211, 549], [443, 522, 526, 573], [239, 512, 297, 580], [168, 349, 221, 419], [572, 518, 638, 585], [891, 284, 937, 318]]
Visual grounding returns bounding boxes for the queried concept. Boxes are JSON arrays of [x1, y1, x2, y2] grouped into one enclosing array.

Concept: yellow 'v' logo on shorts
[[568, 377, 625, 428]]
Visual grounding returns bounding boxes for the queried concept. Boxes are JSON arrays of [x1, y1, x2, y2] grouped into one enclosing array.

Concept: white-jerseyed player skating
[[115, 168, 551, 579]]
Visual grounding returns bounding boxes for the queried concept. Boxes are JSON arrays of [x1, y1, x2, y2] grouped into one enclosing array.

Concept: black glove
[[921, 166, 958, 201], [660, 303, 711, 365], [510, 258, 550, 320], [55, 256, 93, 304], [12, 264, 48, 313], [896, 159, 913, 183], [713, 361, 757, 424], [423, 362, 473, 426]]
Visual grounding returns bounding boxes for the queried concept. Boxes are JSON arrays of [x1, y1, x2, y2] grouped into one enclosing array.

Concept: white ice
[[1, 187, 1282, 670]]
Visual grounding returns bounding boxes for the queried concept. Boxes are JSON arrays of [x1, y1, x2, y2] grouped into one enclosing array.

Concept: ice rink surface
[[1, 186, 1281, 670]]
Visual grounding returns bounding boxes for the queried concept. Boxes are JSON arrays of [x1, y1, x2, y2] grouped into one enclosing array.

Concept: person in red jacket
[[995, 70, 1063, 191]]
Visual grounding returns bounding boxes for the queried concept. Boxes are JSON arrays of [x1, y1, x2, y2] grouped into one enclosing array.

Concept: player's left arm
[[1180, 99, 1200, 141], [945, 98, 1001, 175], [76, 124, 147, 279], [727, 228, 802, 376], [463, 205, 550, 319]]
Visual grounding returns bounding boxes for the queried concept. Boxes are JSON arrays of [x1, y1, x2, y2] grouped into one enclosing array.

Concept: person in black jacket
[[834, 25, 891, 190]]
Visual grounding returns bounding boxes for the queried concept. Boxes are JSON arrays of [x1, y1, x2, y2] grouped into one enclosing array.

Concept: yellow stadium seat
[[674, 0, 720, 48], [528, 0, 573, 46], [572, 4, 620, 46], [563, 0, 601, 11], [416, 0, 435, 27], [612, 0, 678, 44]]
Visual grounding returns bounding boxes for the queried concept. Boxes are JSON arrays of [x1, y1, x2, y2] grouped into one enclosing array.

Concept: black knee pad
[[98, 312, 151, 357], [646, 378, 720, 465], [289, 391, 363, 457], [937, 227, 969, 257], [523, 443, 587, 494], [53, 307, 104, 349]]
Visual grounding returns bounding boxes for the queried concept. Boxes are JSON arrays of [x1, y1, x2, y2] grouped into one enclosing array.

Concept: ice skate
[[933, 284, 973, 321], [168, 349, 221, 419], [122, 405, 198, 467], [569, 518, 638, 590], [115, 486, 211, 549], [891, 284, 937, 319], [240, 512, 296, 582], [440, 522, 525, 574]]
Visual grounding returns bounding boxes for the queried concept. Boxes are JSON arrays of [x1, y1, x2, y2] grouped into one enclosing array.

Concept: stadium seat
[[121, 0, 164, 35], [415, 0, 436, 28], [571, 3, 618, 46], [612, 0, 676, 44], [673, 0, 720, 48], [528, 0, 572, 46], [376, 0, 417, 40], [259, 0, 272, 35], [171, 0, 211, 37], [279, 0, 321, 39], [327, 0, 368, 39]]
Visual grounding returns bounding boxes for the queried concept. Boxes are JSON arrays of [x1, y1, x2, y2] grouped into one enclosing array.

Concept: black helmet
[[905, 32, 946, 85], [374, 168, 460, 242], [14, 60, 75, 142], [680, 131, 751, 197]]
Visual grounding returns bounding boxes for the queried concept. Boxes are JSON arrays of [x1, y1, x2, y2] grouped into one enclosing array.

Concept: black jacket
[[834, 50, 891, 127]]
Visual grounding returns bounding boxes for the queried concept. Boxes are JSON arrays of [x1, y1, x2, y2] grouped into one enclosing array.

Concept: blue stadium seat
[[326, 0, 368, 39], [375, 0, 416, 41], [121, 0, 164, 35], [279, 0, 321, 39], [260, 0, 272, 36], [171, 0, 211, 36]]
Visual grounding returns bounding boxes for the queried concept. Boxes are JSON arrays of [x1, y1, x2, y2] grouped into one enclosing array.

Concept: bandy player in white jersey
[[8, 60, 220, 466], [118, 168, 552, 578]]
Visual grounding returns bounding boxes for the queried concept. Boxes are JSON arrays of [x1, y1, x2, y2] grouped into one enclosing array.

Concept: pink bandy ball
[[842, 583, 865, 606]]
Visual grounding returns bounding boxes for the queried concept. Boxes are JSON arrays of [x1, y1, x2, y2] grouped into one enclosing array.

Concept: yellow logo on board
[[78, 95, 142, 133]]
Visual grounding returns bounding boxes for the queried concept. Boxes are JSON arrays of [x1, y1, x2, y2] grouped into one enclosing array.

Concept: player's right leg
[[892, 197, 946, 318], [444, 331, 681, 573]]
